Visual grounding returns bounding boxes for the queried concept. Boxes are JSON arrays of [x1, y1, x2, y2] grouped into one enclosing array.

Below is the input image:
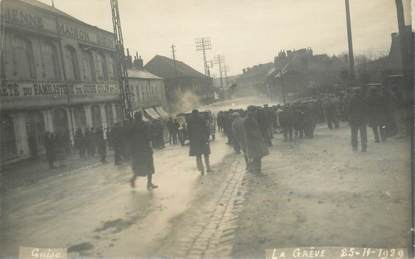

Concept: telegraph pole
[[344, 0, 355, 87], [110, 0, 132, 119], [0, 0, 6, 86], [213, 55, 225, 90], [223, 65, 230, 87], [171, 44, 178, 76], [195, 37, 212, 77]]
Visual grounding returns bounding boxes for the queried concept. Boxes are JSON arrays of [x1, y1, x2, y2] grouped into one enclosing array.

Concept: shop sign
[[0, 81, 120, 98]]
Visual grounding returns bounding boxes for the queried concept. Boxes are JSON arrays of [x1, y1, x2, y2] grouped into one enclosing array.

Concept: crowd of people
[[37, 83, 408, 190]]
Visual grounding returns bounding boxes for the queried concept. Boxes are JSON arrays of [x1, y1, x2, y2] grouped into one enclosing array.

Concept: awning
[[154, 106, 169, 119], [144, 108, 160, 120]]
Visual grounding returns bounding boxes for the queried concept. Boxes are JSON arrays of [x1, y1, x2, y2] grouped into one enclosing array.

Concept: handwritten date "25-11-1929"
[[266, 247, 407, 259]]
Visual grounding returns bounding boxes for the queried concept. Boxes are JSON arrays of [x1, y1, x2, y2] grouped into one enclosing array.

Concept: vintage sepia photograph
[[0, 0, 414, 258]]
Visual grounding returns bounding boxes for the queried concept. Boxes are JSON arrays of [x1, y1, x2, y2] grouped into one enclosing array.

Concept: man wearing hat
[[129, 111, 158, 189], [188, 109, 212, 174]]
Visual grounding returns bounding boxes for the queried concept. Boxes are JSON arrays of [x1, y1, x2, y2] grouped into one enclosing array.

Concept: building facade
[[0, 0, 123, 163], [127, 55, 169, 119]]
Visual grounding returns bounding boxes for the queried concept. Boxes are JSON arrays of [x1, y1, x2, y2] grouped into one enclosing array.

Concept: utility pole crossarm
[[195, 37, 212, 77]]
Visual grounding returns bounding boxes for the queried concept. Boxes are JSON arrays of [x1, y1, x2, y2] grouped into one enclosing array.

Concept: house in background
[[126, 53, 169, 120], [144, 55, 214, 113]]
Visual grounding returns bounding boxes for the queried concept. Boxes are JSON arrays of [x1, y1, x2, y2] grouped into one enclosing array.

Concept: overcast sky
[[39, 0, 412, 76]]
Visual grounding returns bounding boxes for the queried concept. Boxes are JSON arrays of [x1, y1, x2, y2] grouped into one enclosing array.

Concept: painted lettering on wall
[[57, 23, 91, 42], [3, 8, 43, 29], [0, 81, 120, 98]]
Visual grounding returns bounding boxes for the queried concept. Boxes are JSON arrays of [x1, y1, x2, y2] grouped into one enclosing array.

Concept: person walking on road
[[232, 112, 249, 170], [167, 117, 179, 145], [367, 87, 386, 143], [129, 111, 158, 190], [347, 88, 368, 152], [243, 106, 269, 174], [44, 132, 56, 169], [96, 127, 107, 163], [74, 128, 86, 158], [188, 109, 212, 175]]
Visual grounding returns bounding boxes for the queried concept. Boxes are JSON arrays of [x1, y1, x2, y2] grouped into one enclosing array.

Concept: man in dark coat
[[243, 106, 269, 174], [347, 88, 368, 152], [167, 117, 179, 145], [188, 109, 211, 175], [44, 132, 56, 169], [129, 111, 158, 190], [367, 87, 386, 142], [96, 127, 107, 163], [110, 123, 123, 165], [232, 112, 248, 169], [256, 108, 272, 146], [85, 128, 95, 157], [74, 128, 85, 158], [279, 105, 293, 141]]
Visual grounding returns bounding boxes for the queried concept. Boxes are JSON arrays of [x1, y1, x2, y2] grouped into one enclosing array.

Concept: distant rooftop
[[144, 55, 208, 79], [127, 69, 163, 80]]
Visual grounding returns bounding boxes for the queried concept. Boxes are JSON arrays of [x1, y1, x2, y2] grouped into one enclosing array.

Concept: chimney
[[137, 56, 143, 69], [125, 48, 133, 69], [132, 52, 144, 69]]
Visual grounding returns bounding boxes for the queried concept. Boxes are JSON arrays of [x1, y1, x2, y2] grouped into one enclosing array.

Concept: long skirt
[[131, 151, 155, 177]]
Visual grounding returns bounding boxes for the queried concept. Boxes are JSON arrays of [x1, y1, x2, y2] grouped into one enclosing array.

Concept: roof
[[144, 55, 208, 79], [127, 69, 163, 80], [10, 0, 113, 35]]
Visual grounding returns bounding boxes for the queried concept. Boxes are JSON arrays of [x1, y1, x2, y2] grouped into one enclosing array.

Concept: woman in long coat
[[243, 106, 269, 174], [129, 111, 158, 189], [188, 109, 211, 174]]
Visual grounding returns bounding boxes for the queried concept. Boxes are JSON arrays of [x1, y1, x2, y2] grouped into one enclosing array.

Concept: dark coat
[[243, 115, 269, 160], [347, 95, 368, 126], [130, 120, 154, 176], [232, 116, 246, 152], [367, 94, 386, 127], [188, 114, 210, 156]]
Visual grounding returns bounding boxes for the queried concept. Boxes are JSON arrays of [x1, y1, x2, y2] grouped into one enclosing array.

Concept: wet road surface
[[0, 135, 236, 257]]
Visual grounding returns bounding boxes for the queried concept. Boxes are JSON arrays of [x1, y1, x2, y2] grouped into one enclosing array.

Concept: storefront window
[[0, 113, 17, 160], [115, 103, 123, 122], [105, 104, 114, 127], [26, 112, 45, 157], [74, 107, 87, 130], [91, 105, 102, 129]]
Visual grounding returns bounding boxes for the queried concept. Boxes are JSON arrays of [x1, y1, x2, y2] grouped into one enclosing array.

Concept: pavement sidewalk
[[1, 151, 113, 191]]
